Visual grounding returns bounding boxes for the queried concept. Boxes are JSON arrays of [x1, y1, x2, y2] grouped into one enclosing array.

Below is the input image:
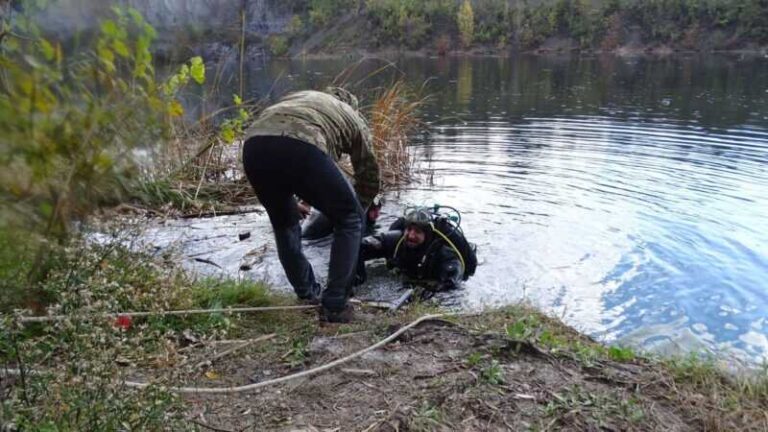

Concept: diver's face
[[404, 225, 426, 248]]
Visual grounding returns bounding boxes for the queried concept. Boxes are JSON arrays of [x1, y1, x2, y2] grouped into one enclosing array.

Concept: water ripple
[[408, 114, 768, 363]]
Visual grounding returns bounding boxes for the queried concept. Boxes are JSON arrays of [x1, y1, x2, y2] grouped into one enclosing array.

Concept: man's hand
[[297, 200, 311, 219]]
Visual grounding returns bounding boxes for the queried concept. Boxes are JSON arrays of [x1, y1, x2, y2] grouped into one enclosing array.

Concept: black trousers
[[242, 136, 364, 311]]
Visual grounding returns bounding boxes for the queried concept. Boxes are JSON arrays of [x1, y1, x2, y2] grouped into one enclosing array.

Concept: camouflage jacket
[[244, 90, 380, 209]]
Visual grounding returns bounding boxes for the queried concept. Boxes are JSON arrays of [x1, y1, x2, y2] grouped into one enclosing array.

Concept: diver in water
[[357, 206, 477, 295]]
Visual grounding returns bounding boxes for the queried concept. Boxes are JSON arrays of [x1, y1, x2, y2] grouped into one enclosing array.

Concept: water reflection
[[456, 58, 473, 107], [167, 54, 768, 363]]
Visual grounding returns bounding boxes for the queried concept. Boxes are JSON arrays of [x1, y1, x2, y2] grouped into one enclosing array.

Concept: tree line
[[270, 0, 768, 53]]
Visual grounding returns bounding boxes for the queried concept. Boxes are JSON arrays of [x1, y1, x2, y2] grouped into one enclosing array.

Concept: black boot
[[319, 304, 354, 323], [298, 282, 322, 305]]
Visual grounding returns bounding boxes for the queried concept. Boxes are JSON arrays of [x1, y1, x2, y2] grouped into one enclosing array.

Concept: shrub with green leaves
[[309, 0, 357, 27], [268, 35, 290, 57], [365, 0, 457, 47], [1, 7, 161, 238], [0, 4, 220, 241], [0, 235, 197, 429]]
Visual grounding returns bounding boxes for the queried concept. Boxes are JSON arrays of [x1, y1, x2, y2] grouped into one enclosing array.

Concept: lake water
[[154, 54, 768, 364]]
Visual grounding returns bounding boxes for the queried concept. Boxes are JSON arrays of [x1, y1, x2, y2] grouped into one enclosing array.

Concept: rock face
[[34, 0, 291, 40]]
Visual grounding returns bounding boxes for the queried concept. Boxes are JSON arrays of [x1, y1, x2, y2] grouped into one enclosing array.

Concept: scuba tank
[[429, 207, 477, 280]]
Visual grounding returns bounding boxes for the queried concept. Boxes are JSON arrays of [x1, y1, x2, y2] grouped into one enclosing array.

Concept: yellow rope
[[429, 223, 466, 274]]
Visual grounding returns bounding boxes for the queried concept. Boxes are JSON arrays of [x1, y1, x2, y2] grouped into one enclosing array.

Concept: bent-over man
[[242, 88, 379, 323]]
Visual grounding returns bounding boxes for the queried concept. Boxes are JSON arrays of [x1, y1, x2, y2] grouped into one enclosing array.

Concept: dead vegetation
[[369, 80, 425, 189]]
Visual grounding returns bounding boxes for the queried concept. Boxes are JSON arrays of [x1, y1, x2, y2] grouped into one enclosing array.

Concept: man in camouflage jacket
[[242, 88, 380, 322]]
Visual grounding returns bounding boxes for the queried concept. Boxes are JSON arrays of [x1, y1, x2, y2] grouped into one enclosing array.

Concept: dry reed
[[368, 80, 424, 189]]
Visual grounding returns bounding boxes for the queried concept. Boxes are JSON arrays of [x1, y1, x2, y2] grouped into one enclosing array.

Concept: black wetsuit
[[359, 229, 463, 291]]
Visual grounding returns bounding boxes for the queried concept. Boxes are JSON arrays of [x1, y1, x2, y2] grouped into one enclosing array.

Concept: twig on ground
[[187, 417, 236, 432], [361, 418, 381, 432], [329, 330, 372, 340], [194, 257, 223, 269], [188, 334, 276, 370], [180, 207, 263, 219], [341, 368, 377, 377]]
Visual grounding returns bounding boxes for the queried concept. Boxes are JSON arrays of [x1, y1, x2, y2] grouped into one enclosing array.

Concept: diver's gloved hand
[[436, 261, 461, 292], [361, 235, 382, 250], [418, 288, 436, 301], [436, 279, 458, 292]]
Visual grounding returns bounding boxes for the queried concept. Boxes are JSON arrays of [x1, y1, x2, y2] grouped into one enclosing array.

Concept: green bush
[[0, 7, 208, 240], [365, 0, 457, 46], [0, 227, 299, 429], [268, 35, 290, 56], [0, 235, 195, 429], [287, 14, 305, 37], [289, 0, 768, 49], [309, 0, 357, 27]]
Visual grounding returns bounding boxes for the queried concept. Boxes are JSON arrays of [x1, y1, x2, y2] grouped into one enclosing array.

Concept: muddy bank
[[172, 307, 767, 431]]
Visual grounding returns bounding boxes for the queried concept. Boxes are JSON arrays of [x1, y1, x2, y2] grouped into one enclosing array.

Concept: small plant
[[544, 385, 646, 428], [480, 359, 504, 385], [219, 94, 251, 143], [287, 14, 304, 37], [285, 335, 311, 368], [539, 329, 566, 348], [409, 401, 444, 431], [505, 314, 540, 340], [192, 278, 274, 308], [608, 345, 636, 362], [268, 35, 289, 57], [571, 341, 604, 366], [466, 351, 483, 367], [309, 0, 356, 28]]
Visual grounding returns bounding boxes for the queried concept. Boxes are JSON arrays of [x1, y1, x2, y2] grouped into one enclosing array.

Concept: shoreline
[[176, 40, 768, 64]]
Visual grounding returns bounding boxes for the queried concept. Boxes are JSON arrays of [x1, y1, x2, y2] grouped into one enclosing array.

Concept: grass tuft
[[191, 278, 279, 309]]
